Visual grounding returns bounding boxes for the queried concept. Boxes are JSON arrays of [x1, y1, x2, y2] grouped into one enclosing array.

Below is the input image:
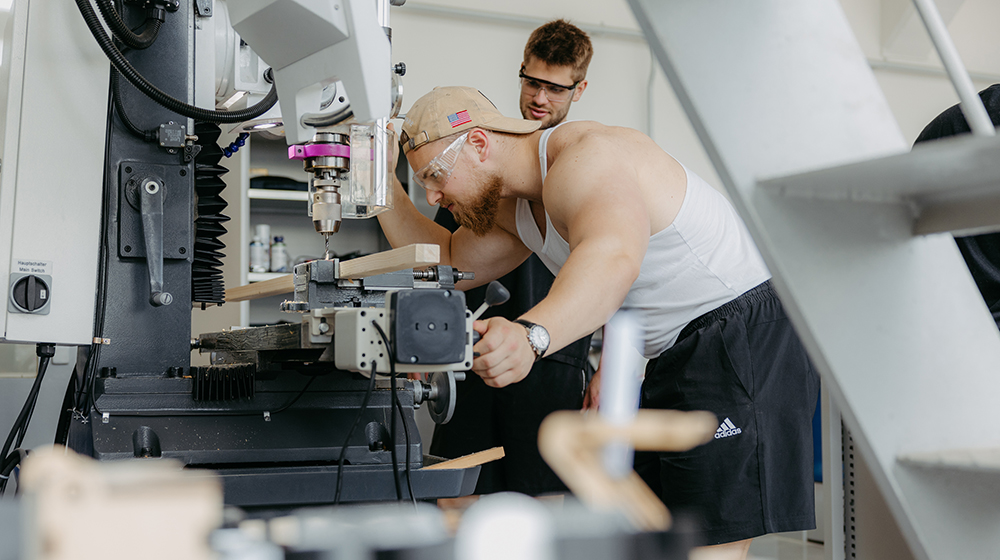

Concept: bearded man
[[382, 86, 818, 559]]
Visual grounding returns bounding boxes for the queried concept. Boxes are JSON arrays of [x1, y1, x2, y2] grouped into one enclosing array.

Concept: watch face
[[529, 325, 550, 353]]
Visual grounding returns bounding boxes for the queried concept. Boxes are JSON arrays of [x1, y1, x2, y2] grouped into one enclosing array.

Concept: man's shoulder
[[545, 122, 635, 175], [548, 120, 607, 139], [549, 121, 639, 151]]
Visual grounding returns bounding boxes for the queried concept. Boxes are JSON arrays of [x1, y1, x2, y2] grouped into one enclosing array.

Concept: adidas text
[[714, 418, 742, 439]]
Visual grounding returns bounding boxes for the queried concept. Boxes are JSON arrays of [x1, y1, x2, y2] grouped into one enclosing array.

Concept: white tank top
[[515, 125, 771, 357]]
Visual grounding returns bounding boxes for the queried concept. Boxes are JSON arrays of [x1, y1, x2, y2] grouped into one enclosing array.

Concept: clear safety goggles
[[412, 132, 469, 191]]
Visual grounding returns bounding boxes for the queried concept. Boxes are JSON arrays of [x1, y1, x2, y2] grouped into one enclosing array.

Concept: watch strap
[[514, 319, 547, 361]]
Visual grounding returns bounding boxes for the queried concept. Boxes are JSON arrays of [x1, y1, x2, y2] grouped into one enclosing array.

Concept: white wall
[[841, 0, 1000, 143], [390, 0, 721, 186], [390, 0, 1000, 193]]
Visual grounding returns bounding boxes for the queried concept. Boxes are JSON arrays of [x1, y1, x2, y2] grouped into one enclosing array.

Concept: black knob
[[11, 275, 49, 312], [393, 62, 406, 76], [484, 281, 510, 307]]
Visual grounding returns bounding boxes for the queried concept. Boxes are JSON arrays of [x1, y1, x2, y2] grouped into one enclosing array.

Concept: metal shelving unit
[[248, 187, 309, 213]]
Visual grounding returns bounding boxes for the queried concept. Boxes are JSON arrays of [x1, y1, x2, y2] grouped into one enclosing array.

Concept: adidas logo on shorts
[[715, 417, 742, 439]]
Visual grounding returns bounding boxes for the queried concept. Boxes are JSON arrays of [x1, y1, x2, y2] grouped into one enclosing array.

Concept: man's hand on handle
[[471, 317, 536, 388]]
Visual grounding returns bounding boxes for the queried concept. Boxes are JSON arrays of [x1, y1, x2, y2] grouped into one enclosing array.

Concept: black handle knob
[[11, 275, 50, 313], [484, 281, 510, 307]]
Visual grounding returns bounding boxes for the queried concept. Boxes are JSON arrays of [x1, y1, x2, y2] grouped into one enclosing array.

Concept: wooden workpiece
[[339, 243, 440, 279], [226, 274, 294, 303], [422, 447, 505, 471], [538, 409, 716, 532], [225, 244, 441, 302]]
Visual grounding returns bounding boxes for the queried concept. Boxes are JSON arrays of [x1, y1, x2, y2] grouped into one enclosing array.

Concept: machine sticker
[[15, 259, 52, 275]]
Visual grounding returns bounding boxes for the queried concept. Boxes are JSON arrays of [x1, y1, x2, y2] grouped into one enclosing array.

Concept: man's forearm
[[378, 176, 453, 262]]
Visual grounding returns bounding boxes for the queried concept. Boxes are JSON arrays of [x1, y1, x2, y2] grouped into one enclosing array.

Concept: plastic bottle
[[255, 224, 271, 263], [270, 236, 288, 273], [249, 236, 268, 273]]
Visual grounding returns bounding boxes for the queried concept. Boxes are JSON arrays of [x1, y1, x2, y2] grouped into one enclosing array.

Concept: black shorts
[[429, 343, 588, 495], [634, 280, 819, 545]]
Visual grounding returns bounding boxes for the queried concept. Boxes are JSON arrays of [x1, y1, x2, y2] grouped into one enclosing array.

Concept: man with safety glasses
[[518, 19, 591, 130], [385, 86, 818, 559], [427, 20, 595, 499]]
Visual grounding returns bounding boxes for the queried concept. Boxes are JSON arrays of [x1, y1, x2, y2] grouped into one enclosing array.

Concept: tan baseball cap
[[400, 86, 541, 155]]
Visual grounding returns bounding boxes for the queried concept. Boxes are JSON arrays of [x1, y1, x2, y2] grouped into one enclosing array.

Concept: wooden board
[[338, 243, 440, 279], [422, 447, 504, 471], [225, 274, 293, 303], [224, 244, 441, 302]]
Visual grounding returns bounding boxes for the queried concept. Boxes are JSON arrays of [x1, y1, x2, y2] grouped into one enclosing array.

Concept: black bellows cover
[[192, 122, 230, 305]]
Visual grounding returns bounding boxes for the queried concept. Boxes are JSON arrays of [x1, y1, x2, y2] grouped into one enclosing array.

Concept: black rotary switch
[[11, 275, 50, 313]]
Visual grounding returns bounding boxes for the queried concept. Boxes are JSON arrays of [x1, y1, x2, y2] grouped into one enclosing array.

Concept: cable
[[73, 110, 118, 424], [111, 69, 158, 142], [372, 322, 402, 501], [373, 321, 416, 504], [0, 448, 28, 496], [96, 0, 162, 50], [267, 376, 318, 414], [334, 362, 379, 505], [75, 0, 278, 124], [388, 363, 403, 501], [1, 345, 55, 473], [16, 366, 44, 449], [394, 380, 417, 507], [87, 365, 102, 417]]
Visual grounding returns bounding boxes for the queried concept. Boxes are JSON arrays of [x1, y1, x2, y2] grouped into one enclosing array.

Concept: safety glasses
[[412, 132, 469, 191], [519, 66, 580, 103]]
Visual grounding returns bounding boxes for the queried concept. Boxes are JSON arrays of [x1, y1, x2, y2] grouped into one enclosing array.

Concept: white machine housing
[[334, 305, 475, 375], [226, 0, 391, 145], [0, 0, 108, 345]]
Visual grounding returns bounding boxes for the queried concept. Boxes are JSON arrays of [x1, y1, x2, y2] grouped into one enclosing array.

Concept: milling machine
[[0, 0, 486, 506]]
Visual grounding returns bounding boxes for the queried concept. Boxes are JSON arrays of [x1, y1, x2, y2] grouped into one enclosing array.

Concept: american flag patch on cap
[[447, 110, 472, 128]]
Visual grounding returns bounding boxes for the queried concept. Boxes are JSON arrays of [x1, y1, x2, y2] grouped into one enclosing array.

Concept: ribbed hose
[[75, 0, 278, 124], [95, 0, 161, 50], [111, 70, 157, 142]]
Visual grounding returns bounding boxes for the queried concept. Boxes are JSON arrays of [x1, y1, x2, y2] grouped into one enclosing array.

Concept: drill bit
[[324, 233, 331, 260]]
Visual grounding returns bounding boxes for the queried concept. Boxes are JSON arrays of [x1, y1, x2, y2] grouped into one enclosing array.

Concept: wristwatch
[[514, 319, 550, 361]]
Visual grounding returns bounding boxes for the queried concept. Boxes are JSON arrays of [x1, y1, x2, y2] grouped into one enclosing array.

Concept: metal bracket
[[194, 0, 213, 17], [182, 139, 202, 163]]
